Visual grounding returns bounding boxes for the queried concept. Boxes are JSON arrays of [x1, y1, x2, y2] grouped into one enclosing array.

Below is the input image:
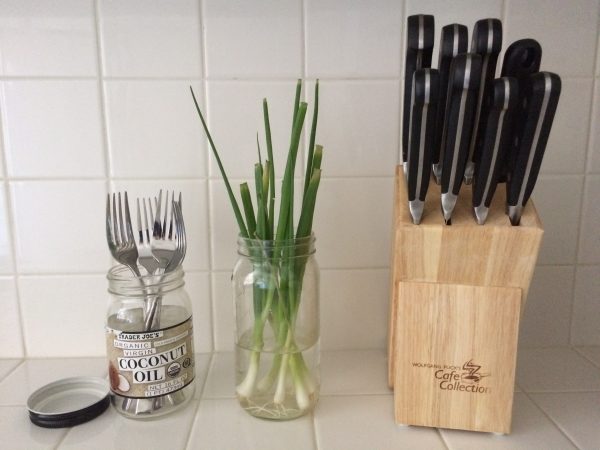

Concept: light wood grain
[[394, 281, 521, 433], [388, 166, 543, 387]]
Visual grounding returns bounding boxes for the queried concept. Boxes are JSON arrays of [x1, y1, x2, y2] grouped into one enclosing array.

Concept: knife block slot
[[388, 165, 543, 433]]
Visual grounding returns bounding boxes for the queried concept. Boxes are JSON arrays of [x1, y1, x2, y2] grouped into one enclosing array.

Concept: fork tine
[[162, 191, 171, 239], [112, 193, 121, 245], [136, 198, 144, 244], [124, 192, 135, 243], [117, 192, 125, 246], [106, 194, 114, 246], [178, 192, 182, 211], [153, 190, 163, 238], [174, 201, 187, 260], [143, 198, 151, 243]]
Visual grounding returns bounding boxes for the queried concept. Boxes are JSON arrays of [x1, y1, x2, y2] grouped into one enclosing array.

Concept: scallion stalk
[[191, 80, 323, 418]]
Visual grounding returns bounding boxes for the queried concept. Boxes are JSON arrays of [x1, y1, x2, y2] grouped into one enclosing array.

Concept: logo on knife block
[[412, 359, 492, 394]]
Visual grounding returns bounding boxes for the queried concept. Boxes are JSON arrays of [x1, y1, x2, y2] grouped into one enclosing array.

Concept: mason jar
[[106, 265, 195, 419], [233, 234, 320, 420]]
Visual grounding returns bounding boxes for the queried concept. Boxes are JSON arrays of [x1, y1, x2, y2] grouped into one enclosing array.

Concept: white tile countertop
[[1, 347, 599, 450]]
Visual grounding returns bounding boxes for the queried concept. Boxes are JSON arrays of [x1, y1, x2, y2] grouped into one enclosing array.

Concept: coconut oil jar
[[106, 266, 195, 419]]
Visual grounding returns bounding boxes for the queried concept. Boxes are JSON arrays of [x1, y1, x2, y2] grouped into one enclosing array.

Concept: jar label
[[106, 317, 195, 398]]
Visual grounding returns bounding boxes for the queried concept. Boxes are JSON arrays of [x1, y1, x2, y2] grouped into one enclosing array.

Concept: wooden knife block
[[388, 165, 543, 434]]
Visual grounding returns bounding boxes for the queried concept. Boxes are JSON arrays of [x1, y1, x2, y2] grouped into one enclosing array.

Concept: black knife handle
[[507, 72, 561, 208], [467, 19, 503, 167], [407, 69, 440, 201], [499, 39, 542, 181], [440, 53, 482, 196], [402, 14, 435, 163], [432, 23, 468, 167], [500, 39, 542, 79], [473, 77, 519, 208]]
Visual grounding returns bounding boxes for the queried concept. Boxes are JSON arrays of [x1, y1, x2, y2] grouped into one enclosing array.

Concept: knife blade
[[406, 68, 440, 224], [403, 14, 435, 172], [464, 18, 503, 185], [498, 38, 542, 182], [472, 77, 519, 224], [432, 23, 468, 185], [507, 72, 561, 225], [440, 53, 482, 224]]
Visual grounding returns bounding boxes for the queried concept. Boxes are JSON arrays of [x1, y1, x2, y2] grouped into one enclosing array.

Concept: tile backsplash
[[0, 0, 598, 358]]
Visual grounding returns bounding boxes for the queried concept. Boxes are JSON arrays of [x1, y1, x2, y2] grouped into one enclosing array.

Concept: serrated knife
[[406, 68, 440, 224], [403, 14, 435, 172], [507, 71, 561, 225], [432, 23, 468, 185], [472, 77, 519, 224], [464, 18, 503, 185], [440, 53, 482, 224]]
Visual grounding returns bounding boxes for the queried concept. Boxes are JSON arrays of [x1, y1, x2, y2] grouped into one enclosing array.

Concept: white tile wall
[[590, 82, 600, 173], [2, 80, 105, 178], [18, 275, 106, 357], [0, 0, 97, 77], [305, 0, 403, 78], [571, 265, 600, 345], [0, 277, 24, 357], [0, 0, 598, 358], [104, 81, 206, 178], [503, 0, 599, 77], [203, 0, 302, 78], [98, 0, 203, 78], [578, 175, 600, 263]]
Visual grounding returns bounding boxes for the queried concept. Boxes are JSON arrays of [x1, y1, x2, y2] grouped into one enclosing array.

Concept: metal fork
[[151, 190, 179, 272], [106, 192, 141, 277], [144, 191, 185, 330], [136, 198, 160, 276]]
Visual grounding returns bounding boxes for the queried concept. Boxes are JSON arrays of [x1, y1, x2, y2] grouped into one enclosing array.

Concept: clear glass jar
[[106, 265, 195, 419], [233, 235, 320, 420]]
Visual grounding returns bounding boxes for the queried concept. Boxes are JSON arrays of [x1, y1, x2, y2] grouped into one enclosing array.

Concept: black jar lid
[[26, 377, 110, 428]]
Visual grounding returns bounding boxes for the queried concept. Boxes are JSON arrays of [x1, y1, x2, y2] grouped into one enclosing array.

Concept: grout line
[[567, 263, 582, 344], [92, 0, 111, 182], [183, 352, 214, 450], [301, 0, 307, 80], [435, 427, 451, 450], [0, 75, 595, 82], [398, 0, 407, 166], [568, 0, 600, 347], [521, 390, 582, 450], [209, 266, 392, 273], [0, 359, 24, 383], [311, 412, 320, 450], [573, 346, 600, 369], [199, 0, 217, 353], [0, 84, 28, 358], [52, 429, 71, 450], [5, 176, 109, 182], [319, 392, 392, 399], [520, 388, 600, 394]]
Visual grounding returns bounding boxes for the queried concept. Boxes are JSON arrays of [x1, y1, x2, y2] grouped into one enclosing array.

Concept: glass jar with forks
[[105, 191, 195, 419]]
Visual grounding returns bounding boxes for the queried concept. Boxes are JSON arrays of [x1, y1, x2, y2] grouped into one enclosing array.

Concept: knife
[[507, 72, 561, 225], [432, 23, 468, 185], [440, 53, 482, 224], [464, 18, 503, 185], [403, 14, 435, 172], [472, 77, 519, 224], [406, 68, 440, 224], [498, 38, 542, 182]]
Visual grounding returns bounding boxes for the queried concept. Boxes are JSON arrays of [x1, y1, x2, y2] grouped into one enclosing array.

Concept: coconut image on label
[[109, 362, 131, 392]]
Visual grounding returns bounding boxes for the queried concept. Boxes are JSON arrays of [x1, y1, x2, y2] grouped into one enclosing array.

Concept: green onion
[[191, 80, 323, 416], [190, 88, 249, 238]]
